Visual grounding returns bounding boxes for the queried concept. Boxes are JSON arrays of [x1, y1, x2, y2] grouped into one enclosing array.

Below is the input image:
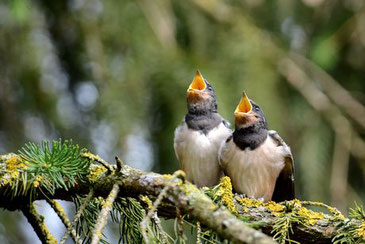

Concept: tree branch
[[0, 161, 359, 243], [46, 199, 81, 244], [91, 183, 120, 244], [21, 203, 57, 244], [59, 189, 94, 244]]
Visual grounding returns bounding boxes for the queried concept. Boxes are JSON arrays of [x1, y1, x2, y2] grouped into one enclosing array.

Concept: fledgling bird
[[174, 71, 231, 187], [219, 92, 295, 202]]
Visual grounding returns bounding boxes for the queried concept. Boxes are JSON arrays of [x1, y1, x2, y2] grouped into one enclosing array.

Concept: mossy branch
[[59, 189, 94, 244], [91, 183, 120, 244], [46, 198, 80, 244], [21, 203, 57, 244], [0, 141, 364, 244]]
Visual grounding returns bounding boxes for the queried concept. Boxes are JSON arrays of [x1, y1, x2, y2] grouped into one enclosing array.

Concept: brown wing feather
[[269, 131, 295, 202]]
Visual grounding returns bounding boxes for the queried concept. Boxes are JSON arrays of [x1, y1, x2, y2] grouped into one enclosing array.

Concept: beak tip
[[189, 70, 206, 91], [235, 91, 252, 114], [195, 70, 202, 77]]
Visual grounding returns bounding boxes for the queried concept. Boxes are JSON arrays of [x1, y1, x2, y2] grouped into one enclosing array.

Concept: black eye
[[255, 106, 260, 111], [208, 86, 213, 90]]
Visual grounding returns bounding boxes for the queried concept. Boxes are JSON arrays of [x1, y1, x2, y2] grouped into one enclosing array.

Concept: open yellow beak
[[234, 91, 252, 115], [188, 70, 206, 91]]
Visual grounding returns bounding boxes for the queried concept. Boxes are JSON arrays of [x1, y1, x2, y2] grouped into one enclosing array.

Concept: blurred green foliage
[[0, 0, 365, 242]]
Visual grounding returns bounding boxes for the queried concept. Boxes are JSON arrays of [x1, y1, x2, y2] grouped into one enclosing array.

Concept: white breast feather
[[219, 135, 286, 201], [174, 122, 231, 187]]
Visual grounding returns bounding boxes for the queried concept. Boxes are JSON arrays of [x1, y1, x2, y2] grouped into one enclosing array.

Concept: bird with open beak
[[219, 92, 295, 202], [174, 71, 231, 187]]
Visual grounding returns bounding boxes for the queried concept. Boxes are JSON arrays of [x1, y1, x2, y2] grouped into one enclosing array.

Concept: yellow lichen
[[327, 206, 345, 220], [6, 156, 28, 171], [53, 201, 63, 213], [102, 200, 113, 208], [140, 196, 153, 209], [356, 221, 365, 240], [2, 171, 20, 185], [95, 197, 106, 206], [297, 206, 325, 225], [291, 199, 303, 207], [216, 177, 237, 214], [29, 203, 58, 244], [174, 170, 186, 179], [87, 165, 107, 183], [235, 197, 263, 208], [235, 197, 284, 215], [81, 152, 103, 162], [301, 201, 345, 220], [180, 182, 200, 196], [33, 175, 43, 188], [163, 174, 173, 180], [265, 201, 285, 214]]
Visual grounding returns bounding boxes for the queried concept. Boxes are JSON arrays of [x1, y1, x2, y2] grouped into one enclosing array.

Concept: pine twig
[[140, 170, 182, 244], [21, 203, 57, 244], [91, 183, 120, 244], [196, 221, 202, 244], [60, 188, 95, 244], [46, 199, 81, 244]]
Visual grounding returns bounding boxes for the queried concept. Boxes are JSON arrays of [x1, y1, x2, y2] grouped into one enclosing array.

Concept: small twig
[[140, 170, 184, 243], [46, 199, 80, 244], [176, 208, 186, 243], [115, 156, 124, 172], [91, 183, 120, 244], [152, 212, 168, 244], [301, 201, 344, 220], [140, 182, 171, 243], [81, 152, 114, 174], [21, 203, 57, 244], [196, 221, 202, 244], [60, 189, 95, 244], [140, 195, 169, 243]]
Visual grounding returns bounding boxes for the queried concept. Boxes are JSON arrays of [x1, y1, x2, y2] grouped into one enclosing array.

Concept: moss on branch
[[0, 140, 364, 244]]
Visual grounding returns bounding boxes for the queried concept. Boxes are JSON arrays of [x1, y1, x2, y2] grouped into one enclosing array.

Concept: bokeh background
[[0, 0, 365, 243]]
